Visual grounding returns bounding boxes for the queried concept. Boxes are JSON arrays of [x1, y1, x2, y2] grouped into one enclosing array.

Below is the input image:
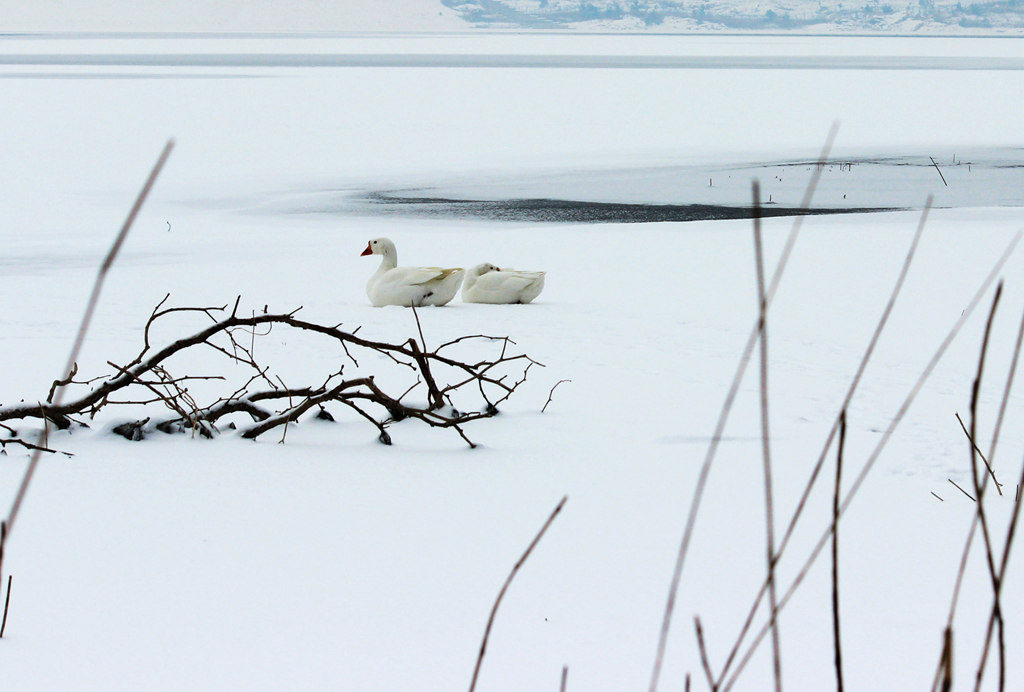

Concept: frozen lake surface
[[2, 31, 1024, 692], [274, 149, 1024, 222]]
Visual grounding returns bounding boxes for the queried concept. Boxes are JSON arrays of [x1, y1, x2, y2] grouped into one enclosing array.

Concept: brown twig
[[949, 479, 977, 502], [695, 617, 718, 691], [0, 574, 9, 638], [542, 379, 572, 413], [0, 521, 7, 638], [275, 375, 293, 444], [468, 495, 568, 692], [954, 412, 1003, 495], [411, 302, 428, 351], [0, 437, 69, 457], [46, 363, 78, 403], [930, 156, 949, 187], [938, 627, 954, 692]]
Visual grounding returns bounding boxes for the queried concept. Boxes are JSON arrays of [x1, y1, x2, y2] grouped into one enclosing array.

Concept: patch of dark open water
[[362, 194, 894, 223], [262, 149, 1023, 223]]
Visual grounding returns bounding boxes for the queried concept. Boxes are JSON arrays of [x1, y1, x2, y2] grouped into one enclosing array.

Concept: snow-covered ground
[[1, 32, 1024, 691]]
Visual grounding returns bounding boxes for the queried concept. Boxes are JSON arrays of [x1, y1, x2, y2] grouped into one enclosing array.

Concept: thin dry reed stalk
[[721, 231, 1021, 692], [984, 449, 1024, 684], [752, 180, 782, 692], [933, 300, 1024, 692], [955, 413, 1003, 495], [832, 411, 847, 692], [949, 479, 977, 503], [695, 617, 717, 691], [938, 627, 954, 692], [646, 121, 839, 692], [0, 140, 174, 636], [714, 196, 932, 688], [967, 285, 1007, 692], [468, 495, 568, 692], [0, 575, 9, 638]]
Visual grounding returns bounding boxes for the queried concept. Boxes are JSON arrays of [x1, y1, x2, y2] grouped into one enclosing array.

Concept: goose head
[[360, 237, 397, 258], [360, 237, 399, 270], [467, 262, 501, 278]]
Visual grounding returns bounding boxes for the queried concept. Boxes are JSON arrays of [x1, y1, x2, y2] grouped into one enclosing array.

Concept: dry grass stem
[[937, 627, 954, 692], [0, 141, 174, 629], [468, 495, 568, 692], [949, 479, 978, 502], [935, 300, 1024, 691], [984, 299, 1024, 477], [965, 285, 1007, 692], [721, 230, 1021, 692], [752, 180, 783, 692], [954, 412, 1003, 495], [832, 411, 847, 692], [714, 195, 932, 688], [647, 121, 839, 692], [0, 574, 9, 638], [695, 617, 718, 691], [4, 139, 174, 536], [930, 156, 950, 186]]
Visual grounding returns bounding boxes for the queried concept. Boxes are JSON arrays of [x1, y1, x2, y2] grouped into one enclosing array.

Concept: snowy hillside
[[445, 0, 1024, 33], [3, 0, 1023, 34]]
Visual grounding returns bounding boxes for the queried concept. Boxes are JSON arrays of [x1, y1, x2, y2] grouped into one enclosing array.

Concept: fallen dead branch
[[0, 297, 542, 449]]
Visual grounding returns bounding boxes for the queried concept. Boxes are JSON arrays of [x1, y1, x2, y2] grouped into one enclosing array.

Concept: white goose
[[360, 237, 464, 307], [461, 263, 546, 304]]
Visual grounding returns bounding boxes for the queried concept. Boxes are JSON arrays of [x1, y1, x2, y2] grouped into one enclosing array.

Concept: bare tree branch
[[0, 301, 541, 449]]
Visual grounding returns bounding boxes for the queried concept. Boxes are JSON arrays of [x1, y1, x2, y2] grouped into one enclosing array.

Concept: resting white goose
[[360, 237, 464, 307], [461, 263, 546, 304]]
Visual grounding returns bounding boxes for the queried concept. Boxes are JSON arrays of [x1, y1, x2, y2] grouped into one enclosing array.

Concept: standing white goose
[[360, 237, 464, 307], [461, 263, 546, 304]]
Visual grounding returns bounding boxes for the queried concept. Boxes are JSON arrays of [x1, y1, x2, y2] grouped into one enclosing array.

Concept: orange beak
[[360, 242, 373, 256]]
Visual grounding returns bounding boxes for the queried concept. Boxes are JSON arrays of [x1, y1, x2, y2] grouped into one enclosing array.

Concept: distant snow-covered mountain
[[442, 0, 1024, 33], [3, 0, 1021, 34]]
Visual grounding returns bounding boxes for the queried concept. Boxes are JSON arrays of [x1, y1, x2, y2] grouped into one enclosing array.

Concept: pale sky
[[0, 0, 467, 33]]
